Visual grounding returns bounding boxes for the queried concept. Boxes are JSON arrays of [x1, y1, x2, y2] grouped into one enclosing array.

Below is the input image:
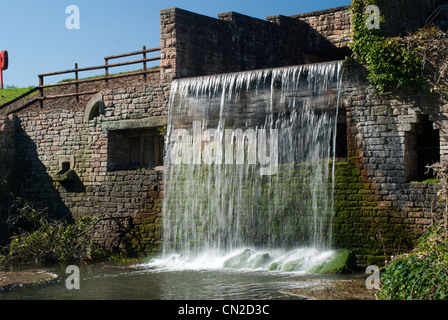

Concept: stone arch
[[84, 93, 104, 122]]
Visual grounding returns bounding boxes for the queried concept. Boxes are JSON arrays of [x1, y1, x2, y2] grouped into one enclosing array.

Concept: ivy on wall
[[350, 0, 424, 94]]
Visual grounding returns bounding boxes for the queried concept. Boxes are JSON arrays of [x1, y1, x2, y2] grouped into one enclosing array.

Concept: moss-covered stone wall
[[333, 158, 418, 265], [333, 60, 445, 265]]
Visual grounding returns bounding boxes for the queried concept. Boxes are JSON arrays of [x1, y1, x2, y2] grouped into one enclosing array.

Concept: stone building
[[1, 0, 447, 263]]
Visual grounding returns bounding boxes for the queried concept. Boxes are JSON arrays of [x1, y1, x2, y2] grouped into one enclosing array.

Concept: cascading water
[[155, 61, 344, 272]]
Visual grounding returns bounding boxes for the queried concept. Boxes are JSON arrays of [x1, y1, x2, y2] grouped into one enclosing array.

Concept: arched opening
[[84, 93, 104, 122]]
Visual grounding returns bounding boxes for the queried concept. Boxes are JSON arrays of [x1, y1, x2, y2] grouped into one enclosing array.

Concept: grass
[[0, 87, 37, 105]]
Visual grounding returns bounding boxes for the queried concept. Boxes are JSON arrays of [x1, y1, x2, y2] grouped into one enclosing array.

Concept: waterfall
[[160, 61, 344, 270]]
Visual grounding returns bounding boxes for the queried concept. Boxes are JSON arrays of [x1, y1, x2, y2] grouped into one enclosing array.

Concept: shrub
[[378, 223, 448, 300], [0, 198, 107, 265]]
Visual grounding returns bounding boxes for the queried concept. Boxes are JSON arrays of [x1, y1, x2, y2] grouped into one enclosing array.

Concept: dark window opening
[[405, 115, 440, 182], [334, 122, 348, 159], [86, 101, 103, 121], [417, 118, 440, 181], [61, 161, 71, 173], [90, 102, 101, 120], [108, 128, 164, 171], [331, 111, 348, 160]]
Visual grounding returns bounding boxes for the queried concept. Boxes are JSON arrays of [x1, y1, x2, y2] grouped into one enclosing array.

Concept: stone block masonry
[[286, 6, 352, 56], [0, 115, 16, 245], [1, 2, 448, 261], [334, 60, 446, 264], [9, 82, 170, 254], [160, 8, 309, 81]]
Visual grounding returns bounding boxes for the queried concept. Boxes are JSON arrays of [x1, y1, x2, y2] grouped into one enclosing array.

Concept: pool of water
[[0, 264, 329, 300], [0, 248, 353, 300]]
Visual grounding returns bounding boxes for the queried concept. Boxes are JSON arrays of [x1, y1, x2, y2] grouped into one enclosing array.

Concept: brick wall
[[334, 59, 446, 264], [160, 7, 308, 81], [0, 115, 16, 245], [287, 6, 352, 54], [10, 82, 170, 254], [2, 3, 448, 261]]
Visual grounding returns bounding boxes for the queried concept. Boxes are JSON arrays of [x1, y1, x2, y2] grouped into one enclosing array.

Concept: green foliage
[[157, 124, 167, 137], [350, 0, 424, 94], [378, 223, 448, 300], [0, 87, 37, 106], [411, 178, 441, 184], [0, 198, 107, 265]]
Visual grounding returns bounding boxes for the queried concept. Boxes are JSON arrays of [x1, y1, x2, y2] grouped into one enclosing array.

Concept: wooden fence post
[[143, 45, 147, 82], [75, 63, 79, 103], [105, 58, 109, 86], [39, 75, 44, 108]]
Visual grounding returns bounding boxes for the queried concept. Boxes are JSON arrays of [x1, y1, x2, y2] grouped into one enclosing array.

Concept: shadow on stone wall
[[302, 24, 352, 63], [14, 118, 72, 223], [0, 173, 13, 246], [0, 115, 15, 245]]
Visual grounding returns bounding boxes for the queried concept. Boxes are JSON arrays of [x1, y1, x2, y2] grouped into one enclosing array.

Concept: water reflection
[[0, 263, 335, 300]]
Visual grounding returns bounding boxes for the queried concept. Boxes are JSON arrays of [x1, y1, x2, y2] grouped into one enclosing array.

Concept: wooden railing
[[0, 46, 161, 113]]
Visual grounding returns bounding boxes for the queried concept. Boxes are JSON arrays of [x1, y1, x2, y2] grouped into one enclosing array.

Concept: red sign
[[0, 50, 7, 88], [0, 51, 8, 70]]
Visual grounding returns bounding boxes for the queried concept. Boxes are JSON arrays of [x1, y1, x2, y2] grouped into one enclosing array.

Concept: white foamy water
[[141, 248, 335, 273]]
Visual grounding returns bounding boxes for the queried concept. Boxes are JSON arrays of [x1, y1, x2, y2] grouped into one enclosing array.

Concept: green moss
[[332, 158, 417, 265], [308, 249, 357, 274], [411, 179, 440, 184], [121, 215, 163, 257]]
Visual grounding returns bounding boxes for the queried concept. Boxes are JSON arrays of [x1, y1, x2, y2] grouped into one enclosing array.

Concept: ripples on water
[[0, 248, 340, 300]]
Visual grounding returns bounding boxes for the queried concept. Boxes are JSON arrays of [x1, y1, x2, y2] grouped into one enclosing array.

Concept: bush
[[0, 198, 107, 265], [378, 223, 448, 300]]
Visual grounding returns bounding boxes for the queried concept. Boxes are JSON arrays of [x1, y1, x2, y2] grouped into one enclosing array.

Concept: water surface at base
[[0, 248, 342, 300], [0, 265, 326, 300]]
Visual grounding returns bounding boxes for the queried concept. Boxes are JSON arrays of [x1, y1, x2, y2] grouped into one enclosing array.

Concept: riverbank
[[0, 269, 57, 289], [283, 274, 378, 300]]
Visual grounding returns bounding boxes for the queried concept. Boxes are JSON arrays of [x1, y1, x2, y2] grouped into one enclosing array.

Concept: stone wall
[[287, 6, 352, 57], [334, 59, 446, 264], [377, 0, 439, 36], [2, 3, 448, 262], [0, 115, 16, 245], [160, 8, 309, 81], [10, 82, 170, 254]]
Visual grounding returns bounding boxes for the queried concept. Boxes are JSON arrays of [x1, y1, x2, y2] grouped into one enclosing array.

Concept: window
[[334, 120, 348, 159], [330, 110, 348, 160], [108, 129, 164, 171], [405, 115, 440, 182]]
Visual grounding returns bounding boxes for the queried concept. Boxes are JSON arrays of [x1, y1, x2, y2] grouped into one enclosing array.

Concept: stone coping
[[101, 116, 167, 131]]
